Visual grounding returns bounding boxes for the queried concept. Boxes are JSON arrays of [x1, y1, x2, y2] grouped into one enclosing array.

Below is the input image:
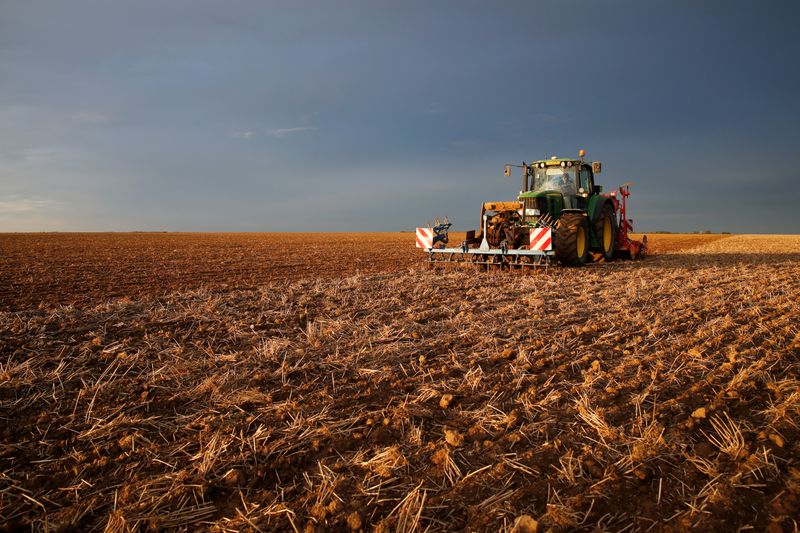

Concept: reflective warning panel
[[529, 227, 553, 251], [415, 228, 433, 249]]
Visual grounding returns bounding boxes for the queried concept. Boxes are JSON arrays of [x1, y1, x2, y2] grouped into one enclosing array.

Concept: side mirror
[[593, 185, 603, 194], [592, 161, 602, 174], [504, 165, 511, 177]]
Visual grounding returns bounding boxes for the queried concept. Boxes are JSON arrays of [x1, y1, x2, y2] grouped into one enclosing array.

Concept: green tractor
[[513, 151, 616, 265], [417, 149, 646, 268]]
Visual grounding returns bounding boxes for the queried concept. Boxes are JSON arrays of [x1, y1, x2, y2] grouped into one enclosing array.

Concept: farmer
[[560, 172, 576, 208]]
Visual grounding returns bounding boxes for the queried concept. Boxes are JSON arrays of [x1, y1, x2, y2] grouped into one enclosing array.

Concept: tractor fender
[[587, 195, 614, 222]]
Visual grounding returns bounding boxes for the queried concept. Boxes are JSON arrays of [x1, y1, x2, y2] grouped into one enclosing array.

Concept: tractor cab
[[518, 156, 602, 223]]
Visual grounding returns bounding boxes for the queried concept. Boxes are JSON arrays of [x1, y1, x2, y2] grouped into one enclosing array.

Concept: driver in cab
[[560, 172, 576, 208]]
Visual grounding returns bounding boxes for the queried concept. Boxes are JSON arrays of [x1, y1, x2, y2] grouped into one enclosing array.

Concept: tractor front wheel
[[593, 204, 617, 261], [555, 213, 590, 266]]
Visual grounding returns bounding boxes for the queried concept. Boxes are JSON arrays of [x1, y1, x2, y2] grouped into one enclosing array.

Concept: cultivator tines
[[536, 212, 555, 229], [416, 221, 554, 270], [428, 247, 552, 270]]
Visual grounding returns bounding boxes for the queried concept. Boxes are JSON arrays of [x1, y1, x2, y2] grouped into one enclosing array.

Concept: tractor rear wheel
[[555, 213, 590, 266], [593, 203, 617, 261]]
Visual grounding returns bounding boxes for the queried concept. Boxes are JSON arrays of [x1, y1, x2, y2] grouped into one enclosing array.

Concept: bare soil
[[0, 233, 417, 312], [0, 233, 726, 312], [2, 233, 798, 532]]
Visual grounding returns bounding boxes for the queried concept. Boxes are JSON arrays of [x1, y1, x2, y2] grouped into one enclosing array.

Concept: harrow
[[417, 216, 555, 269]]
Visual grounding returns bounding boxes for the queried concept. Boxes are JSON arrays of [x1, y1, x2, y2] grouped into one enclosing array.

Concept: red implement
[[603, 183, 648, 259]]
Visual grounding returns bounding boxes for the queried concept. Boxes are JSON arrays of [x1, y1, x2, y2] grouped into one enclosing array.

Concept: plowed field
[[0, 233, 726, 312], [0, 233, 419, 312], [2, 233, 799, 532]]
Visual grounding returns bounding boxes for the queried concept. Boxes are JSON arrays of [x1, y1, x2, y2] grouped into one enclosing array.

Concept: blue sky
[[1, 0, 798, 232]]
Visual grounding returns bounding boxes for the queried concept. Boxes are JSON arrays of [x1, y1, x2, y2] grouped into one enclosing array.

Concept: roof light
[[579, 149, 586, 157]]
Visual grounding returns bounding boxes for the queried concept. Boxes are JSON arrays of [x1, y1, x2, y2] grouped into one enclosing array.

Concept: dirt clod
[[583, 457, 605, 479], [346, 511, 362, 531], [444, 428, 464, 447], [769, 433, 785, 448], [511, 514, 539, 533], [439, 394, 454, 409]]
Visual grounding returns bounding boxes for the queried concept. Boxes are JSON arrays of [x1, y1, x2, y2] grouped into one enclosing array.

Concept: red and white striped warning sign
[[625, 219, 634, 232], [529, 227, 553, 251], [415, 227, 434, 249]]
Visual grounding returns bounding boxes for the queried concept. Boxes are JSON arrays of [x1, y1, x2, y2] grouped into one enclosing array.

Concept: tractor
[[416, 149, 647, 267]]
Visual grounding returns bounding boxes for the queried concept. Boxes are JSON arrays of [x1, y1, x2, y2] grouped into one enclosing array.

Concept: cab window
[[579, 166, 592, 193]]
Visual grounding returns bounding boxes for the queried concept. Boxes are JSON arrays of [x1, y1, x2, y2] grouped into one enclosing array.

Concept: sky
[[1, 0, 799, 233]]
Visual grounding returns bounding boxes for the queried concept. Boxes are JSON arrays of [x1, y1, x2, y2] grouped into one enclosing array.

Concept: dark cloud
[[1, 0, 798, 232]]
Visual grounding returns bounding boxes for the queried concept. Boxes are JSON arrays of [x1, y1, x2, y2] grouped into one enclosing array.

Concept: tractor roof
[[531, 157, 582, 166]]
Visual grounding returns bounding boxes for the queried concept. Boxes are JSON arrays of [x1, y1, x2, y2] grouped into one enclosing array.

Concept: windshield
[[532, 167, 577, 194]]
